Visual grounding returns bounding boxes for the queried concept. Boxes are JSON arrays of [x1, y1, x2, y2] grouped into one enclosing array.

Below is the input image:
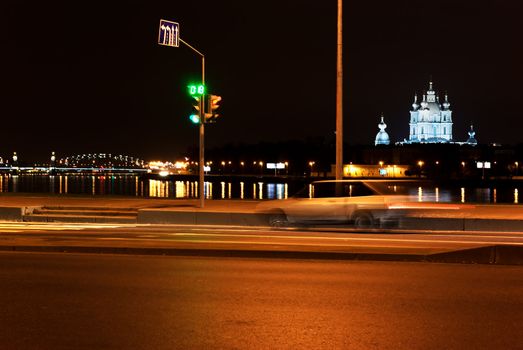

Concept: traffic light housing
[[189, 95, 201, 124], [188, 83, 204, 124], [191, 95, 201, 112], [205, 95, 222, 123]]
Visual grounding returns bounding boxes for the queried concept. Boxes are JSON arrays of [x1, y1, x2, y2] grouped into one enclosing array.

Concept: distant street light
[[417, 160, 424, 178], [309, 161, 316, 177]]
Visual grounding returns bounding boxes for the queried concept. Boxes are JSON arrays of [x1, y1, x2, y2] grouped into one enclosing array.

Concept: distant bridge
[[0, 153, 148, 174], [59, 153, 145, 168]]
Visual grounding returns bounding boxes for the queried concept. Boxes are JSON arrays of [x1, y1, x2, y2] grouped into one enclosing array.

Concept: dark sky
[[1, 0, 521, 162]]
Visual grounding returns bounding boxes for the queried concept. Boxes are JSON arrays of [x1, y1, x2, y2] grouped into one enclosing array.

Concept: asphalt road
[[0, 222, 523, 256], [0, 252, 522, 350]]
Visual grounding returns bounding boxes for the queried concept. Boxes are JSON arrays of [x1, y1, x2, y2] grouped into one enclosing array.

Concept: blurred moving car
[[256, 180, 412, 228]]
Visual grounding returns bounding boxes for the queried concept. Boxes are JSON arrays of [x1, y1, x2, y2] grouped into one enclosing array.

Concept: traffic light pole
[[180, 38, 206, 208], [199, 57, 205, 209], [336, 0, 343, 181]]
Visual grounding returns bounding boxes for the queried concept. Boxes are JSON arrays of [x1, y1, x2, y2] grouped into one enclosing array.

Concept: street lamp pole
[[180, 38, 206, 208], [335, 0, 344, 181]]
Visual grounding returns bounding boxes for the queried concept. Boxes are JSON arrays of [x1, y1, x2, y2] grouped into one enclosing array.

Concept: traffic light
[[205, 95, 222, 123], [189, 114, 200, 124], [189, 95, 201, 124], [188, 84, 205, 124]]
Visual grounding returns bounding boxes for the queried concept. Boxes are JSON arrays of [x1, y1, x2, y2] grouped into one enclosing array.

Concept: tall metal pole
[[336, 0, 344, 180], [199, 56, 205, 208], [180, 38, 206, 208]]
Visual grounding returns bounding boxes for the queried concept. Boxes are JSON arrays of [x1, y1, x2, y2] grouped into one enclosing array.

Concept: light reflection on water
[[0, 174, 520, 203]]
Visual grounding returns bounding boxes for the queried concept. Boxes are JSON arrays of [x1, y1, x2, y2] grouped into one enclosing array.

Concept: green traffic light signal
[[189, 114, 200, 124], [188, 84, 205, 96]]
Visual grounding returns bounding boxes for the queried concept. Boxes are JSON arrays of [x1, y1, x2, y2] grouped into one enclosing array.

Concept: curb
[[1, 245, 522, 265]]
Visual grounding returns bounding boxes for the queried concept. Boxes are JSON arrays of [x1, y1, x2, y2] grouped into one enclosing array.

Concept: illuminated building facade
[[407, 81, 453, 143]]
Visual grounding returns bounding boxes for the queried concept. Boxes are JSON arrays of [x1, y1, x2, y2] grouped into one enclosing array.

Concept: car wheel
[[353, 212, 374, 228], [269, 212, 288, 227]]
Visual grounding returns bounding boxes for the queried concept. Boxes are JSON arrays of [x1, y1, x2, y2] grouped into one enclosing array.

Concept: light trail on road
[[0, 223, 126, 230], [1, 222, 523, 256]]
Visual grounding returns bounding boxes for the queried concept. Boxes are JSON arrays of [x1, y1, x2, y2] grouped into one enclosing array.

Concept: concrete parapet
[[0, 206, 41, 222], [464, 219, 523, 232], [399, 217, 465, 231], [400, 217, 523, 232], [138, 210, 197, 225], [138, 209, 271, 226]]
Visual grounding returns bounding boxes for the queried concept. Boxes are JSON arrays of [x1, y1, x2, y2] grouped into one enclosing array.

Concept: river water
[[0, 174, 520, 204]]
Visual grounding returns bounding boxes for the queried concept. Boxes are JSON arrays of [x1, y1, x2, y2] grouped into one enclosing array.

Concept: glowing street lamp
[[417, 160, 424, 178], [309, 161, 316, 177]]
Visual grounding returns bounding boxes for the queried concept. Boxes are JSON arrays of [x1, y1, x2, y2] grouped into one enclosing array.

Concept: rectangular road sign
[[158, 19, 179, 47]]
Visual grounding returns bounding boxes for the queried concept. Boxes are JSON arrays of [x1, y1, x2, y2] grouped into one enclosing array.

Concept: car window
[[366, 182, 416, 195], [348, 183, 376, 197], [311, 183, 338, 198], [309, 182, 377, 198]]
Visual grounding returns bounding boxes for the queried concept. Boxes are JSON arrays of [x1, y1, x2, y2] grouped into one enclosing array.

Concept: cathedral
[[408, 81, 452, 143], [375, 80, 477, 146]]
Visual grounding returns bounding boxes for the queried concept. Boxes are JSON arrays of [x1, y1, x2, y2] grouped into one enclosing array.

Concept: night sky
[[1, 1, 521, 162]]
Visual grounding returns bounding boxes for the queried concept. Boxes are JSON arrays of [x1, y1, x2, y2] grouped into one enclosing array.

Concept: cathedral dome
[[467, 125, 477, 145], [375, 131, 390, 145], [375, 116, 390, 146]]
